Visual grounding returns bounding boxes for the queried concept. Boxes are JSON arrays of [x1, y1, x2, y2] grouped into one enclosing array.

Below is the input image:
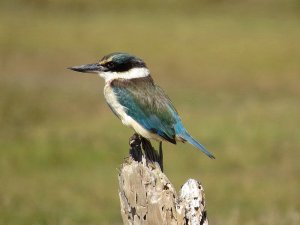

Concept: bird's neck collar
[[98, 67, 150, 82]]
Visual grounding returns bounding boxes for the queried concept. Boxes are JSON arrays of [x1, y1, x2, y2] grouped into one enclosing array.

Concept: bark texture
[[118, 156, 209, 225]]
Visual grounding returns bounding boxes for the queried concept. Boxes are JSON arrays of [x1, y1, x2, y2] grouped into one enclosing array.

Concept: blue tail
[[181, 132, 215, 159]]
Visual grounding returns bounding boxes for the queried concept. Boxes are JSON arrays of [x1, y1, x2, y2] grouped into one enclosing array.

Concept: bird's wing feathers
[[110, 77, 215, 158], [111, 78, 178, 143]]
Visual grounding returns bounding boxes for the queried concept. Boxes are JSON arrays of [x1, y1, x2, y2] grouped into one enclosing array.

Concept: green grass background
[[0, 1, 300, 224]]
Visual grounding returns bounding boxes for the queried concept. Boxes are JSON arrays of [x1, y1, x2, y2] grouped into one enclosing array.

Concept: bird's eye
[[106, 62, 114, 69]]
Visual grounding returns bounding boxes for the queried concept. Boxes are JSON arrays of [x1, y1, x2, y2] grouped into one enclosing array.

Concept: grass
[[0, 3, 300, 224]]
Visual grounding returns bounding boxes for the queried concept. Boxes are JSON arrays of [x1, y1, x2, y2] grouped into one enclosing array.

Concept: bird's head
[[68, 52, 150, 82]]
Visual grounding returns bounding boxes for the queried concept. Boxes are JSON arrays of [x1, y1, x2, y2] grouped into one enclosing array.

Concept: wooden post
[[118, 134, 209, 225]]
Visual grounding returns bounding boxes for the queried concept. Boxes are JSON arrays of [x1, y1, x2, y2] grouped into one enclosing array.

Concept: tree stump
[[118, 134, 209, 225]]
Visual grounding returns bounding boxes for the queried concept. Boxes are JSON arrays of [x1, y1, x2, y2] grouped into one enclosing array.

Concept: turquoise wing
[[110, 78, 215, 158], [111, 78, 178, 143]]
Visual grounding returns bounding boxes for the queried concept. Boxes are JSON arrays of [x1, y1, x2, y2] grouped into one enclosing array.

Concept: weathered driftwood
[[118, 134, 209, 225]]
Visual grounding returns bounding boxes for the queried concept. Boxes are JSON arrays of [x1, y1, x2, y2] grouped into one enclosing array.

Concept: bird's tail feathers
[[180, 132, 215, 159]]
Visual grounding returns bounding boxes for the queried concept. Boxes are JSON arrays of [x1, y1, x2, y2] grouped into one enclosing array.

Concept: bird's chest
[[104, 84, 130, 126]]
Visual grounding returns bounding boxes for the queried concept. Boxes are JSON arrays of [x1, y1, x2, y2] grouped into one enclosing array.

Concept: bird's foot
[[141, 137, 164, 172], [129, 133, 164, 172], [129, 133, 143, 162]]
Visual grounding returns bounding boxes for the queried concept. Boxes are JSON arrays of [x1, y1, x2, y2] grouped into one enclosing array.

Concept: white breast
[[103, 84, 163, 141]]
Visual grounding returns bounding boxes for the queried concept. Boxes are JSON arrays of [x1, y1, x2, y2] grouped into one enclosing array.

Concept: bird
[[68, 52, 215, 159]]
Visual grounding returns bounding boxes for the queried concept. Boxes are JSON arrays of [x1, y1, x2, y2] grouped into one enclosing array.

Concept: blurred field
[[0, 1, 300, 224]]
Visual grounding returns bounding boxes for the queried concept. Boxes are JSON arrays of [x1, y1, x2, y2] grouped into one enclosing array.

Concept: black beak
[[68, 63, 105, 73]]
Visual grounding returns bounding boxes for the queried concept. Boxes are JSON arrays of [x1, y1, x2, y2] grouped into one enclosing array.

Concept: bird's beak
[[68, 63, 105, 73]]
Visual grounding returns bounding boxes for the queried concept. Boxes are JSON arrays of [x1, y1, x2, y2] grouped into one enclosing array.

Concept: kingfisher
[[69, 52, 215, 159]]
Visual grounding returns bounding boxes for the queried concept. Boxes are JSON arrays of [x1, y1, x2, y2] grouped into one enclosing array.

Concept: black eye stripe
[[105, 62, 114, 68], [103, 59, 146, 72]]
